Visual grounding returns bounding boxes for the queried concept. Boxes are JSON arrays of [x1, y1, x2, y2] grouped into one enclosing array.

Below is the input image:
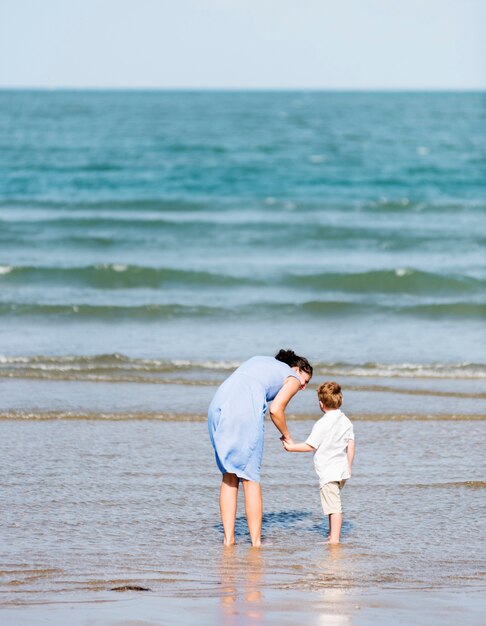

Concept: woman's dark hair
[[275, 349, 313, 376]]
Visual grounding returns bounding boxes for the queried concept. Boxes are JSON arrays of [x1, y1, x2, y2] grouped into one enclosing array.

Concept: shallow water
[[1, 356, 485, 420], [1, 417, 484, 605]]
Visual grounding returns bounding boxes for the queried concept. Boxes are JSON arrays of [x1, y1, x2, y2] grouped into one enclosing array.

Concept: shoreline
[[1, 411, 485, 421], [0, 588, 484, 625]]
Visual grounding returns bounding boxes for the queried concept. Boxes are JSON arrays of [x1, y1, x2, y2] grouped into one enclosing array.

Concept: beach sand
[[1, 588, 484, 625]]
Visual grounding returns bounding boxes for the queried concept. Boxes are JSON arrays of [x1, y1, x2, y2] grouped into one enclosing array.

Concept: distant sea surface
[[0, 90, 484, 418]]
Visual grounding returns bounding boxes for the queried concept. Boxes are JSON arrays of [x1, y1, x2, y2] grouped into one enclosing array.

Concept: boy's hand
[[282, 440, 294, 451]]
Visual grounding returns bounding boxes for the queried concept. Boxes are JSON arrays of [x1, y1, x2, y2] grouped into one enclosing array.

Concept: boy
[[283, 381, 355, 544]]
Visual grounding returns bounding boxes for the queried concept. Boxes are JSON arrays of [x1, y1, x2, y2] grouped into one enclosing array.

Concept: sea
[[0, 91, 485, 614]]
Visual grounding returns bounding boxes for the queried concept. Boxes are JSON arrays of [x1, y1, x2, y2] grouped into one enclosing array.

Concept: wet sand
[[0, 588, 484, 625]]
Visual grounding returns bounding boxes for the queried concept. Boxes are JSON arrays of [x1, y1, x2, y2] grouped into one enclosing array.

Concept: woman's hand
[[282, 439, 295, 452], [280, 434, 294, 451]]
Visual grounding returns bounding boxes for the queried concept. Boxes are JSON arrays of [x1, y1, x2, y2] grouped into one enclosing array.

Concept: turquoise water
[[0, 91, 485, 414]]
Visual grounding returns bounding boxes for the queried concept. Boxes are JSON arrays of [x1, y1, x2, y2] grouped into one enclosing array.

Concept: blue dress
[[208, 356, 301, 482]]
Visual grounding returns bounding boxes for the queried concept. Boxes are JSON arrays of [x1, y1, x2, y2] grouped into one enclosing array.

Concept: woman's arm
[[269, 377, 301, 441]]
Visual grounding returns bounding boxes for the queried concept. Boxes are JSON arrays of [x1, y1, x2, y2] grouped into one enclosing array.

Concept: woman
[[208, 349, 313, 546]]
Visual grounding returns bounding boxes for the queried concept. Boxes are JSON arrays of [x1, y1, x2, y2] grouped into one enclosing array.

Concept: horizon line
[[0, 86, 485, 93]]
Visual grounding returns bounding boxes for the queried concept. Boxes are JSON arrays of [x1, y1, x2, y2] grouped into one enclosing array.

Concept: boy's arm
[[283, 441, 315, 453], [347, 440, 355, 474]]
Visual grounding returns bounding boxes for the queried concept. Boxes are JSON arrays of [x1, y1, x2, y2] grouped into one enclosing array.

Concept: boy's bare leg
[[241, 479, 262, 547], [220, 473, 239, 545], [328, 513, 342, 544]]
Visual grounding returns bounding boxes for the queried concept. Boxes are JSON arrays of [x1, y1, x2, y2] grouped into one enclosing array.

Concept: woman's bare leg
[[220, 473, 239, 545], [242, 479, 262, 547]]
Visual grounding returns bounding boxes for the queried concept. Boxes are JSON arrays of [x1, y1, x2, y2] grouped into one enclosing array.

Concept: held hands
[[280, 434, 294, 451]]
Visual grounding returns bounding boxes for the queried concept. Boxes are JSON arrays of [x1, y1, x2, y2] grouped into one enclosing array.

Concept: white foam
[[0, 266, 13, 275], [172, 359, 240, 371], [112, 264, 128, 272], [395, 268, 412, 277], [283, 202, 296, 211], [309, 154, 327, 163], [315, 361, 486, 379], [0, 355, 29, 363]]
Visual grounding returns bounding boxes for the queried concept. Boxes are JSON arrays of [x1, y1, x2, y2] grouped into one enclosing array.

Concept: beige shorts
[[320, 480, 346, 515]]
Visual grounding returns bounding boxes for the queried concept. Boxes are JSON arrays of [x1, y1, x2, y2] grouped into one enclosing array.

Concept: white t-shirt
[[305, 409, 355, 487]]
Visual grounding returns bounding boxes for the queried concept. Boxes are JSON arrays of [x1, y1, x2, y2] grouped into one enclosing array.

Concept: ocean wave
[[284, 269, 482, 294], [0, 298, 485, 319], [0, 198, 207, 212], [0, 217, 483, 256], [0, 354, 485, 381], [2, 198, 485, 229], [362, 197, 484, 213], [296, 299, 486, 318], [0, 303, 223, 318], [314, 361, 486, 379], [0, 264, 254, 289], [0, 410, 209, 421], [0, 409, 484, 422], [0, 353, 239, 378], [400, 302, 486, 317], [1, 264, 483, 296], [407, 481, 486, 489]]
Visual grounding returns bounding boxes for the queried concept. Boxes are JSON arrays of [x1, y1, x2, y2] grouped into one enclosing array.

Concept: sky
[[0, 0, 485, 89]]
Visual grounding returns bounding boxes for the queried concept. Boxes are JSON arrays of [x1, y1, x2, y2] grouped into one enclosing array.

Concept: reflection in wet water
[[217, 546, 357, 626], [315, 595, 353, 626], [219, 547, 264, 624]]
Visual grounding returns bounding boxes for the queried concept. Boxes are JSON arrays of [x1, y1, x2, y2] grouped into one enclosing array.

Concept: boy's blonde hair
[[317, 381, 342, 409]]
